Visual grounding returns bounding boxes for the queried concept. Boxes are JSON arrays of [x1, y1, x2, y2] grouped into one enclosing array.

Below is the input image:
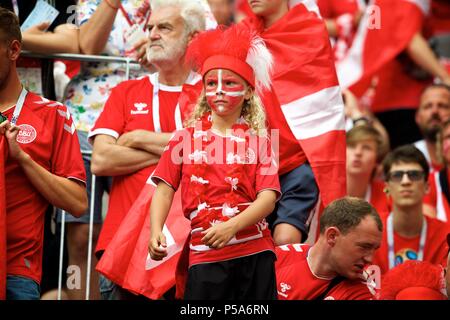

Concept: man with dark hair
[[275, 197, 382, 300], [372, 145, 450, 274], [414, 83, 450, 172], [0, 7, 87, 300]]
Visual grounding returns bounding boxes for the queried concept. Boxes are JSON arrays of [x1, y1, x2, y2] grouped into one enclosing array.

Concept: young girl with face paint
[[148, 24, 281, 300]]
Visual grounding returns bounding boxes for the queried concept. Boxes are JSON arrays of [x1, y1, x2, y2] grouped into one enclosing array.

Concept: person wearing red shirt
[[372, 145, 450, 274], [316, 0, 363, 62], [0, 8, 87, 300], [149, 23, 280, 300], [89, 1, 206, 300], [275, 197, 382, 300], [346, 125, 390, 217], [414, 84, 450, 173], [423, 116, 450, 223]]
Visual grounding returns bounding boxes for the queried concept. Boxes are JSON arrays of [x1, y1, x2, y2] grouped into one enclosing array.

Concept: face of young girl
[[204, 69, 249, 116]]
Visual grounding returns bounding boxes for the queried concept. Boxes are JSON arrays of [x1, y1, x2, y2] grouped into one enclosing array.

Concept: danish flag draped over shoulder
[[244, 0, 347, 207], [96, 178, 190, 299], [0, 137, 7, 300], [337, 0, 430, 96]]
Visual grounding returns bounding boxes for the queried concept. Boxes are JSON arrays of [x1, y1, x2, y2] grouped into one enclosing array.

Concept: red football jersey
[[3, 92, 85, 283], [152, 128, 281, 266], [89, 75, 202, 253], [275, 244, 375, 300], [372, 215, 450, 274]]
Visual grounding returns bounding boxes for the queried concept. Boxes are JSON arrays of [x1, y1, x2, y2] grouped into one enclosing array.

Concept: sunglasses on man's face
[[387, 170, 425, 183]]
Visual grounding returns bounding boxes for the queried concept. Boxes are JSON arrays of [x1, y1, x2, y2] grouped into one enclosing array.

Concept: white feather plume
[[245, 36, 273, 93]]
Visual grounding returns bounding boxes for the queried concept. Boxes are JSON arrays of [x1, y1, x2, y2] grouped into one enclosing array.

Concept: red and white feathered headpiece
[[378, 261, 447, 300], [186, 23, 273, 92]]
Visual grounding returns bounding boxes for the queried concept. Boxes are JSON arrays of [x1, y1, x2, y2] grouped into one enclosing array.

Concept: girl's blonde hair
[[186, 91, 267, 136]]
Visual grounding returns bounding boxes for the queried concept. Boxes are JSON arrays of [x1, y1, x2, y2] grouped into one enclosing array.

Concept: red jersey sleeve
[[329, 281, 375, 300], [317, 0, 333, 18], [275, 244, 309, 269], [51, 105, 86, 184], [151, 129, 187, 190], [255, 135, 281, 200], [88, 84, 127, 141]]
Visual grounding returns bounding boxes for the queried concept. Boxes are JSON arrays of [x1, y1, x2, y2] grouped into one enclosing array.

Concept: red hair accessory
[[186, 24, 273, 92], [378, 261, 447, 300]]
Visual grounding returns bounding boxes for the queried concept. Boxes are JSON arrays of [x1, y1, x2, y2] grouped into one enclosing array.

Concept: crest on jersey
[[16, 124, 37, 144]]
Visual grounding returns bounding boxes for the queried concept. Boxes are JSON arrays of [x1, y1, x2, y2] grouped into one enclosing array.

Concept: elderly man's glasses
[[387, 170, 425, 183]]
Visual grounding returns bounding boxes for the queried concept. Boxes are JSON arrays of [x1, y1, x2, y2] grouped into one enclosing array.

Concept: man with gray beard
[[414, 84, 450, 172], [89, 0, 205, 300]]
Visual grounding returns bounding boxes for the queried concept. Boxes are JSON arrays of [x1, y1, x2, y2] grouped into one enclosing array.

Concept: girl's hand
[[148, 231, 168, 261], [201, 220, 238, 249]]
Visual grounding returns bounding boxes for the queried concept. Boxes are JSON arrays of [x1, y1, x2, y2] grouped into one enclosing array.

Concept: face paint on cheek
[[205, 69, 247, 113], [207, 94, 244, 113]]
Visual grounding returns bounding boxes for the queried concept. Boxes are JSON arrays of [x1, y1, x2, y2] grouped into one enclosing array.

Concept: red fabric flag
[[235, 0, 254, 19], [337, 0, 429, 98], [96, 179, 190, 300], [0, 137, 7, 300], [245, 1, 347, 208]]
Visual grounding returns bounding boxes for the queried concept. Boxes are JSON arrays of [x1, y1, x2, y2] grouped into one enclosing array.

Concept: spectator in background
[[90, 0, 205, 300], [372, 145, 450, 274], [414, 83, 450, 172], [0, 7, 87, 299], [346, 125, 390, 217], [337, 0, 450, 150], [207, 0, 234, 26], [423, 118, 450, 223]]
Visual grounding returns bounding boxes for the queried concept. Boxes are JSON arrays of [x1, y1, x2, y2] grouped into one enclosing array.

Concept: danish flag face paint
[[204, 69, 247, 115]]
